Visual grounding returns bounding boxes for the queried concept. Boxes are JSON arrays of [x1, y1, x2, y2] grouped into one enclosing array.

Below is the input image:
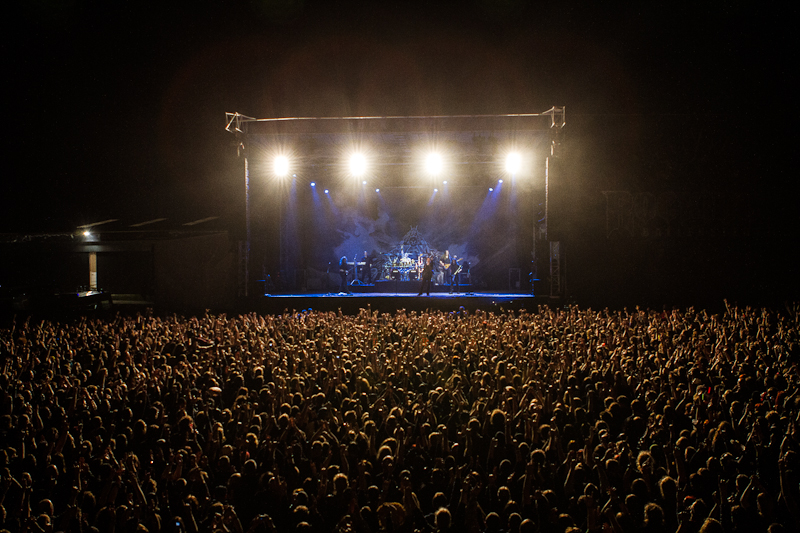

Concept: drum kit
[[381, 252, 430, 281], [362, 227, 465, 284]]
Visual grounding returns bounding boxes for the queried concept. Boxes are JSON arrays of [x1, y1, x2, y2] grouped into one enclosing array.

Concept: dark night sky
[[3, 1, 795, 241]]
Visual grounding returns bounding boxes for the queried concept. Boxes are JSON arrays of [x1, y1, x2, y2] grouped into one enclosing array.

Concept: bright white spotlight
[[498, 179, 504, 184], [505, 152, 522, 175], [362, 180, 367, 185], [489, 187, 494, 192], [443, 180, 448, 185], [274, 155, 290, 176], [324, 189, 329, 194], [83, 230, 91, 237], [425, 152, 443, 176], [310, 182, 316, 187], [349, 153, 367, 177], [375, 188, 380, 193]]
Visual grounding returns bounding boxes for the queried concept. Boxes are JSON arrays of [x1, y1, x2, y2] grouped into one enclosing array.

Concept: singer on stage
[[417, 257, 434, 296]]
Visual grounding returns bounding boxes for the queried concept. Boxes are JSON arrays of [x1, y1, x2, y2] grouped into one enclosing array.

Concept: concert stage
[[248, 287, 544, 315], [228, 111, 567, 312]]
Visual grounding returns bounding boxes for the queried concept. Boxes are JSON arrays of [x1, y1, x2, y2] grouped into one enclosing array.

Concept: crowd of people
[[0, 301, 798, 533]]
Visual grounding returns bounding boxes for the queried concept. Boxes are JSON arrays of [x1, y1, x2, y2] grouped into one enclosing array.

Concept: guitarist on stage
[[449, 254, 462, 294], [440, 250, 452, 285]]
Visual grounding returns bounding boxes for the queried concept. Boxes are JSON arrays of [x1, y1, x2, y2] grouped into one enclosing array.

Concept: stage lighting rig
[[505, 152, 522, 175], [425, 152, 443, 176], [349, 153, 367, 177], [274, 155, 290, 177]]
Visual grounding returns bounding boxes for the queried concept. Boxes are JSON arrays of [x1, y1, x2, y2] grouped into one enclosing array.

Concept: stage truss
[[226, 109, 566, 299]]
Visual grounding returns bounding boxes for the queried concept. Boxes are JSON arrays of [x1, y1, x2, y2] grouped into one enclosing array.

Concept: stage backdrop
[[282, 182, 535, 289]]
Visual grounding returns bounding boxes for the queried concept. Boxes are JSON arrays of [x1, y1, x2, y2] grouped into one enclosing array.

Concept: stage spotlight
[[489, 187, 494, 192], [425, 152, 443, 176], [434, 188, 438, 192], [82, 230, 91, 237], [362, 180, 367, 185], [349, 153, 367, 177], [375, 188, 380, 193], [443, 180, 448, 184], [505, 152, 522, 175], [274, 155, 290, 177], [498, 179, 504, 184], [310, 182, 316, 187], [324, 189, 329, 194]]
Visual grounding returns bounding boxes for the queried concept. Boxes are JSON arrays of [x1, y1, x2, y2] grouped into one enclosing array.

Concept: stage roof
[[226, 109, 565, 136]]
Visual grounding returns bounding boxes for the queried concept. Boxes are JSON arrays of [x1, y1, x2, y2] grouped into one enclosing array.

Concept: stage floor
[[249, 287, 545, 314]]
